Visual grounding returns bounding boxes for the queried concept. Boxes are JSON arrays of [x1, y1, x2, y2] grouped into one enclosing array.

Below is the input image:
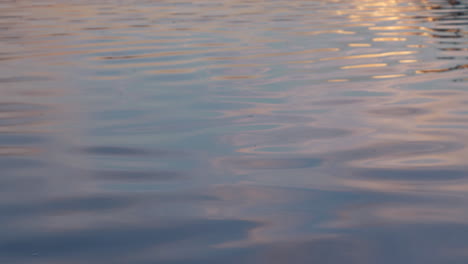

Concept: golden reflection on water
[[0, 0, 468, 263]]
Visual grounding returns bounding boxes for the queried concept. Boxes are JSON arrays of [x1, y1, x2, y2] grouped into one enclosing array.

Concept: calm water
[[0, 0, 467, 263]]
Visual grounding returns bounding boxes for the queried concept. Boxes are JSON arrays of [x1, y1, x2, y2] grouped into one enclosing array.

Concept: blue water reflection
[[0, 0, 467, 263]]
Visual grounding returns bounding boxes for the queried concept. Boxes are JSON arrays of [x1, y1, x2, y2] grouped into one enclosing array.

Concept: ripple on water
[[0, 0, 468, 263], [232, 157, 322, 170], [367, 106, 429, 117]]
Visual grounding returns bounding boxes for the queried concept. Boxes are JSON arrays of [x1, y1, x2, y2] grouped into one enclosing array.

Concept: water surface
[[1, 0, 468, 263]]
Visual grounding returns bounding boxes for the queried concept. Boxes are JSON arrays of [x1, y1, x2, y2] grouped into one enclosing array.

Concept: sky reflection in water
[[0, 0, 468, 263]]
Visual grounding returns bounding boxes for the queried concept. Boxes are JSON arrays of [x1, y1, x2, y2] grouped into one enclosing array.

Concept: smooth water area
[[0, 0, 467, 263]]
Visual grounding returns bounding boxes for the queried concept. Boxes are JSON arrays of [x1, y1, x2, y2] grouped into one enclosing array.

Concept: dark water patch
[[328, 140, 462, 163], [92, 117, 224, 135], [130, 24, 151, 28], [229, 126, 352, 147], [0, 219, 261, 260], [0, 116, 46, 126], [75, 146, 183, 157], [0, 134, 45, 145], [417, 63, 468, 73], [0, 195, 136, 218], [368, 107, 428, 117], [0, 76, 52, 83], [341, 90, 394, 97], [234, 157, 322, 170], [144, 72, 200, 82], [0, 158, 45, 171], [76, 146, 151, 156], [246, 237, 372, 264], [0, 103, 48, 113], [311, 99, 365, 106], [342, 224, 468, 264], [83, 27, 110, 31], [93, 170, 185, 181], [350, 167, 467, 181], [0, 176, 45, 193], [155, 236, 372, 264]]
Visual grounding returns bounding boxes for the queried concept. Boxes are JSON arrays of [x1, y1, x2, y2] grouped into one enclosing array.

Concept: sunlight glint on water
[[0, 0, 467, 263]]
